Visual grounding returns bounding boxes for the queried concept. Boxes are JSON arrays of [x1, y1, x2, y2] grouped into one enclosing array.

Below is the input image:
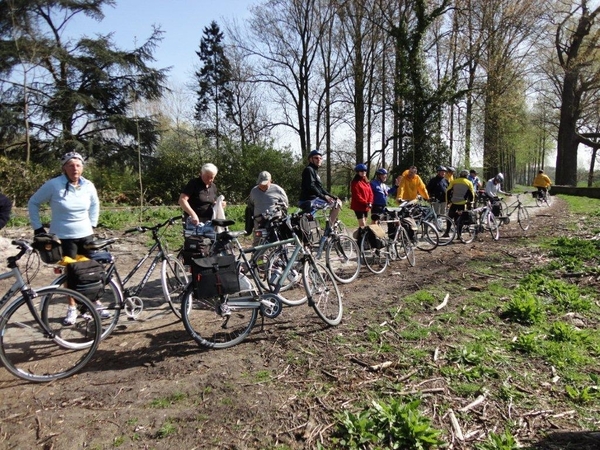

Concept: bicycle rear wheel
[[360, 232, 388, 274], [265, 246, 306, 305], [180, 285, 258, 349], [435, 215, 456, 246], [517, 206, 530, 231], [161, 255, 190, 319], [303, 260, 342, 326], [414, 221, 439, 251], [325, 234, 360, 284], [0, 288, 101, 382], [486, 212, 500, 240], [397, 227, 416, 267], [458, 217, 478, 244]]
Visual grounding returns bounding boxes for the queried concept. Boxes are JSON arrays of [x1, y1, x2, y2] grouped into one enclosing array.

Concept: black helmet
[[447, 166, 455, 172], [459, 170, 469, 178], [308, 149, 323, 159], [436, 166, 447, 172]]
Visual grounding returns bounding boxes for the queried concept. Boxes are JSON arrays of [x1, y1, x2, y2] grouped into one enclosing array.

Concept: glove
[[34, 227, 46, 235]]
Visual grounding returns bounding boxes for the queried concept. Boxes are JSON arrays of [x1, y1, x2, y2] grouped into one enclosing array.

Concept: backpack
[[66, 259, 105, 300]]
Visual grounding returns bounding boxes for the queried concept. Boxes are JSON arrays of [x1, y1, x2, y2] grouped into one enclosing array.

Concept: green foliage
[[156, 420, 177, 439], [474, 429, 519, 450], [510, 332, 539, 354], [0, 157, 56, 206], [503, 291, 544, 325], [518, 273, 592, 313], [565, 375, 600, 404], [447, 343, 485, 365], [548, 237, 600, 263], [334, 399, 444, 449], [548, 321, 580, 343]]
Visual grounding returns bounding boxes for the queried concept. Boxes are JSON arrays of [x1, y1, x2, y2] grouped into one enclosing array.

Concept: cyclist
[[395, 166, 430, 202], [248, 171, 289, 244], [370, 168, 398, 222], [484, 172, 510, 219], [299, 149, 341, 230], [445, 170, 475, 237], [28, 151, 109, 324], [445, 166, 456, 183], [350, 164, 373, 230], [467, 169, 482, 190], [426, 166, 449, 215], [533, 170, 552, 199], [179, 162, 224, 232]]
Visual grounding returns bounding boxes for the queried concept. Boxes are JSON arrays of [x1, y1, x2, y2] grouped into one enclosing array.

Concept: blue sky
[[67, 0, 254, 85]]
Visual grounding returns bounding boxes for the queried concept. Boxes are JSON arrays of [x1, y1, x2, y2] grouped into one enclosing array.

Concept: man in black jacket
[[299, 149, 340, 229], [426, 166, 449, 215]]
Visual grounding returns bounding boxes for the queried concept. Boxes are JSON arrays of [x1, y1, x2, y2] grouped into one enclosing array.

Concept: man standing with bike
[[248, 171, 289, 244], [299, 149, 340, 230], [427, 166, 449, 215], [445, 170, 475, 237]]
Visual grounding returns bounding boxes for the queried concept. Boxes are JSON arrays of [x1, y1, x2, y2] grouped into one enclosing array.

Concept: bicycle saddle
[[84, 238, 118, 251], [211, 219, 236, 228]]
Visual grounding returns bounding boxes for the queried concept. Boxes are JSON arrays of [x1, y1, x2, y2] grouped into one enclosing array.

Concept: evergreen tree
[[194, 21, 233, 150]]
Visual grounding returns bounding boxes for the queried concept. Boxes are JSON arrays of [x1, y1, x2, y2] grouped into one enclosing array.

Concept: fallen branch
[[448, 409, 464, 441], [459, 390, 488, 412], [370, 361, 393, 371], [434, 293, 450, 311]]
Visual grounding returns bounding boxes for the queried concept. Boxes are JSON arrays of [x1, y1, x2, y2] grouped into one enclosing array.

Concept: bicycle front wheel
[[397, 227, 416, 267], [265, 246, 306, 306], [458, 217, 478, 244], [161, 255, 190, 319], [517, 206, 530, 231], [180, 285, 258, 349], [325, 234, 360, 284], [0, 288, 101, 382], [486, 212, 500, 241], [303, 260, 342, 326], [360, 232, 388, 274], [414, 221, 439, 251], [435, 215, 456, 246]]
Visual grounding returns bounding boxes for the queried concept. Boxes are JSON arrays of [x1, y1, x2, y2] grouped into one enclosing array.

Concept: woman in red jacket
[[350, 164, 374, 230]]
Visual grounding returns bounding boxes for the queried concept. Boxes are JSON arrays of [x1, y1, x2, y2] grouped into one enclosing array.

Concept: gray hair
[[201, 163, 218, 176]]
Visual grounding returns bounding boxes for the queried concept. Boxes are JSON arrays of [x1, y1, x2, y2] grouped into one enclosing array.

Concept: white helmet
[[60, 152, 84, 167], [495, 173, 504, 182]]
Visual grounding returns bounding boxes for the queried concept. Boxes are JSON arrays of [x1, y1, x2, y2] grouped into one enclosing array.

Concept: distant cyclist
[[532, 170, 552, 198], [370, 168, 398, 222], [445, 170, 475, 237], [484, 173, 510, 218]]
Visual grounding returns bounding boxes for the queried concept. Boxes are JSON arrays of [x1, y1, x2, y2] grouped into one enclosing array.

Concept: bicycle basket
[[191, 255, 240, 299], [32, 233, 62, 264]]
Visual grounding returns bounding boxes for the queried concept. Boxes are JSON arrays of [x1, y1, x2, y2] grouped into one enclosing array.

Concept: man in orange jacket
[[396, 166, 430, 202]]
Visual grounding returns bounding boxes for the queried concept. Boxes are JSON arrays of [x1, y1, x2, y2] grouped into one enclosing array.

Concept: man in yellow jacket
[[396, 166, 430, 201], [533, 170, 552, 192]]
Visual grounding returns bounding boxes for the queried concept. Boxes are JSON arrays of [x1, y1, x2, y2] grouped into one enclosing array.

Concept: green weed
[[149, 391, 186, 408], [334, 398, 444, 449], [503, 291, 544, 325], [474, 428, 519, 449], [156, 420, 177, 439]]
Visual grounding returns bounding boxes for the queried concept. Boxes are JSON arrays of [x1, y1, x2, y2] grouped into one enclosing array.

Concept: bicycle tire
[[359, 232, 388, 274], [414, 221, 439, 251], [399, 227, 416, 267], [458, 216, 478, 244], [517, 206, 530, 231], [535, 195, 543, 207], [487, 212, 500, 241], [50, 274, 122, 341], [435, 215, 456, 246], [180, 285, 258, 349], [0, 288, 101, 382], [161, 255, 190, 319], [265, 246, 307, 305], [325, 234, 360, 284], [302, 260, 342, 326]]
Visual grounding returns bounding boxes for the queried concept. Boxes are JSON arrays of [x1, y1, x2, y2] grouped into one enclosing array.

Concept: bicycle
[[180, 217, 343, 349], [0, 240, 102, 382], [358, 205, 416, 274], [533, 188, 552, 207], [499, 192, 531, 231], [403, 200, 441, 251], [455, 200, 500, 243], [413, 198, 456, 246], [51, 216, 189, 340]]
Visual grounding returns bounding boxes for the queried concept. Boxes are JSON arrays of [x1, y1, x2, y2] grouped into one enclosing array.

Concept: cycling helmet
[[60, 152, 84, 167], [355, 163, 368, 172], [436, 166, 447, 172], [308, 149, 323, 159], [447, 166, 455, 172], [375, 168, 388, 175], [459, 170, 469, 178], [495, 173, 504, 182]]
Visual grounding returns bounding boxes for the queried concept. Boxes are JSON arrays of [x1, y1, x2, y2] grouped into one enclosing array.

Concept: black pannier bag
[[182, 235, 213, 265], [461, 210, 476, 225], [191, 255, 240, 299], [66, 259, 105, 301], [366, 224, 387, 249], [32, 233, 62, 264]]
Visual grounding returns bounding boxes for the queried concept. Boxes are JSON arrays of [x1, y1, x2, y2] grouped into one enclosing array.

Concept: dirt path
[[0, 197, 590, 449]]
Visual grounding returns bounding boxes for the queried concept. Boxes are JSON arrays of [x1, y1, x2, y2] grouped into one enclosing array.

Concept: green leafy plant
[[334, 399, 444, 449], [503, 291, 544, 325], [474, 428, 519, 449], [548, 321, 579, 343], [510, 332, 539, 353], [156, 420, 177, 439]]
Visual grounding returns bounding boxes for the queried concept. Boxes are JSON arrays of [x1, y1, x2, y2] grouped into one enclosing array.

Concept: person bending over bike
[[445, 170, 475, 237], [248, 171, 289, 245], [533, 170, 552, 198], [484, 173, 510, 218], [299, 149, 341, 231]]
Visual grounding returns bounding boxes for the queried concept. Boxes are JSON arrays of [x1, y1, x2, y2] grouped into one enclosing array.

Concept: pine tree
[[194, 21, 233, 150]]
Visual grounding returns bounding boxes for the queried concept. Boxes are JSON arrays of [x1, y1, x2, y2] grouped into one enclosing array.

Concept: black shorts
[[60, 235, 94, 259], [354, 211, 369, 220]]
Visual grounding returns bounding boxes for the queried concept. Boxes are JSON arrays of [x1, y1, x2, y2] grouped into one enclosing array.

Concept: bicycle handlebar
[[124, 215, 182, 234]]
